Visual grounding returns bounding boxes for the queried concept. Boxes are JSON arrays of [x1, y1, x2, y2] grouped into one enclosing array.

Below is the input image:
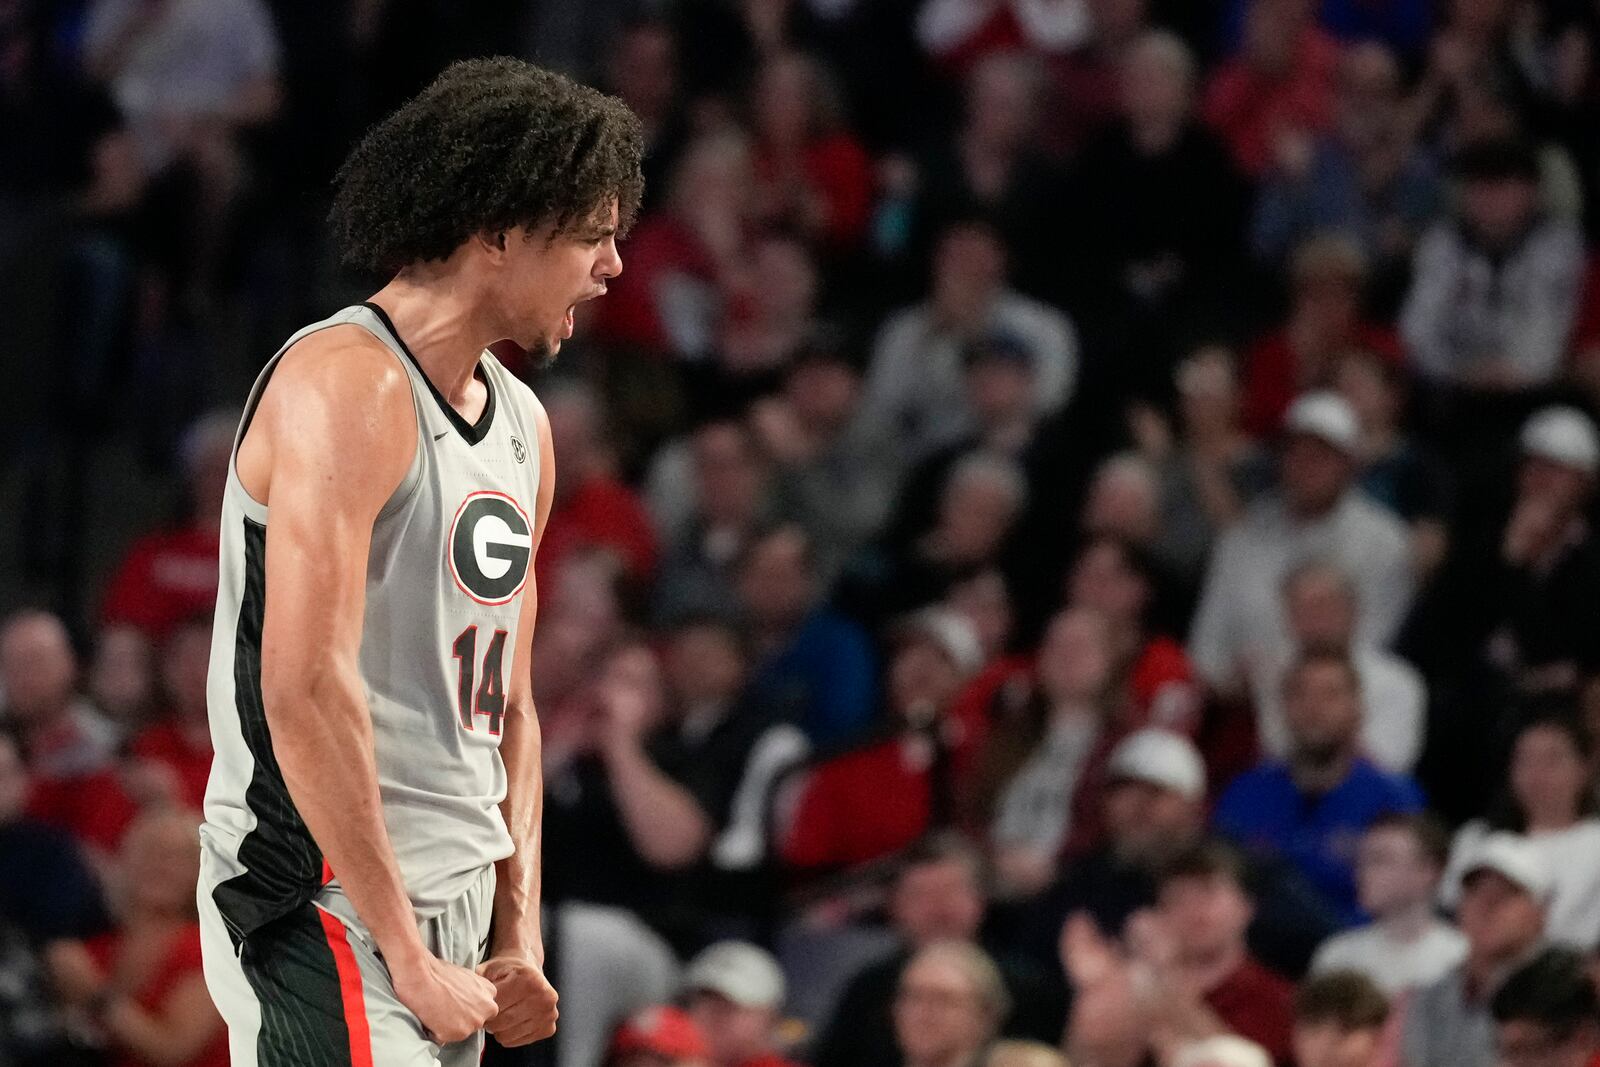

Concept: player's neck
[[368, 274, 496, 409]]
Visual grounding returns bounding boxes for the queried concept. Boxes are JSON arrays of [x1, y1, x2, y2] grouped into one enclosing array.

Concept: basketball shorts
[[198, 865, 495, 1067]]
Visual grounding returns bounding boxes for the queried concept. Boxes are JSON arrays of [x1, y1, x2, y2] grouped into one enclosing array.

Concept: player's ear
[[473, 230, 510, 260]]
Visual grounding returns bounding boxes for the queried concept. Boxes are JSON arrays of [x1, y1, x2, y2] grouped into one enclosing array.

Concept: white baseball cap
[[1284, 391, 1360, 454], [1173, 1035, 1272, 1067], [1461, 832, 1553, 901], [895, 607, 985, 678], [1520, 406, 1600, 474], [683, 941, 787, 1010], [1106, 729, 1206, 801]]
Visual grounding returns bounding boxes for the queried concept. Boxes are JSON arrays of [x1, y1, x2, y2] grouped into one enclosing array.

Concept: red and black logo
[[448, 491, 532, 605]]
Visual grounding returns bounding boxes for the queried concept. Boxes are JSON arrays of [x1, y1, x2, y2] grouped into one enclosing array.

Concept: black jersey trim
[[237, 902, 359, 1066], [361, 301, 497, 445], [212, 517, 326, 941]]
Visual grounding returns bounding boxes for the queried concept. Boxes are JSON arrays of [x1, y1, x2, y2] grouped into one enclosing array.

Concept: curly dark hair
[[330, 57, 644, 273]]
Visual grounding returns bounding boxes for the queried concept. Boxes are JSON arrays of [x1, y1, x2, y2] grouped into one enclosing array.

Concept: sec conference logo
[[448, 491, 532, 604]]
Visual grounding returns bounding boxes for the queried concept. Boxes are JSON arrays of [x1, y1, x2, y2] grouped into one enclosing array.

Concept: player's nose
[[596, 237, 622, 280]]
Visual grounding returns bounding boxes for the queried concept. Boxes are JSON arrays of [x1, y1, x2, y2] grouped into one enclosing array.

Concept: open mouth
[[561, 286, 606, 339]]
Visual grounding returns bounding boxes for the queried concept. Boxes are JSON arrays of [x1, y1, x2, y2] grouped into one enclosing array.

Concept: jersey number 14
[[451, 625, 507, 734]]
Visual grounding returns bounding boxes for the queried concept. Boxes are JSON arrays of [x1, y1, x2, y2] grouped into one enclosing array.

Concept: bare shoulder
[[241, 324, 417, 508], [262, 324, 413, 426]]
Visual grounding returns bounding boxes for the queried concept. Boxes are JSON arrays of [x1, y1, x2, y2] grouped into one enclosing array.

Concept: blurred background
[[8, 0, 1600, 1065]]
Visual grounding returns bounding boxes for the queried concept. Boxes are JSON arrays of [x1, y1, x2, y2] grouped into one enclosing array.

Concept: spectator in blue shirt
[[1219, 0, 1433, 60], [1214, 646, 1425, 925], [1251, 41, 1441, 304], [0, 729, 108, 946], [739, 524, 878, 748]]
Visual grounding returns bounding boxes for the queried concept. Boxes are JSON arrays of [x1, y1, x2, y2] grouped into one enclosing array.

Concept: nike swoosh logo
[[433, 430, 449, 441]]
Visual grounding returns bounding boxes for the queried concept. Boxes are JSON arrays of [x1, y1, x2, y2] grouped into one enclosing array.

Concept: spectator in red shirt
[[129, 614, 213, 811], [683, 941, 803, 1067], [26, 764, 143, 861], [9, 620, 177, 872], [45, 807, 226, 1067], [944, 568, 1034, 744], [1065, 535, 1201, 736], [1201, 0, 1342, 179], [1157, 844, 1298, 1060], [100, 410, 233, 642], [1062, 840, 1296, 1067], [1242, 234, 1403, 437], [749, 51, 873, 251], [781, 608, 985, 874], [537, 382, 660, 590], [595, 131, 755, 359]]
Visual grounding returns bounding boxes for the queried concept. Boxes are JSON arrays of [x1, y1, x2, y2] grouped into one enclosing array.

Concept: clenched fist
[[479, 955, 559, 1047], [391, 953, 498, 1045]]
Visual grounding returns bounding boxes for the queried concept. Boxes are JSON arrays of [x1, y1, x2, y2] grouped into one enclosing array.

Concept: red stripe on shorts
[[317, 908, 375, 1067]]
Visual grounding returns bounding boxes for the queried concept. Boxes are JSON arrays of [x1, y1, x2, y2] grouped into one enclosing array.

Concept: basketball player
[[195, 59, 643, 1065]]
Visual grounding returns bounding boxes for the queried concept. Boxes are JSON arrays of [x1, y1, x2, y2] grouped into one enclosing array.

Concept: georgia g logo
[[448, 491, 533, 605]]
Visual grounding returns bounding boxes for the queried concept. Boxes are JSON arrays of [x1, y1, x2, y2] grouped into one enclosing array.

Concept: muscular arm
[[248, 334, 430, 972], [490, 397, 556, 961], [246, 331, 496, 1042]]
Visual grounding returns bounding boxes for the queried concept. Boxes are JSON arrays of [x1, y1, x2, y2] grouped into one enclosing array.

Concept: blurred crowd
[[12, 0, 1600, 1066]]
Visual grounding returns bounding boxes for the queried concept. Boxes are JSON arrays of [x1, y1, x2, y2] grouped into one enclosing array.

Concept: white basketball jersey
[[200, 302, 543, 940]]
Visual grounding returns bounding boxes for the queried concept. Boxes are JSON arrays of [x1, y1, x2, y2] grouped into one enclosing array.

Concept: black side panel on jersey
[[238, 902, 357, 1066], [212, 517, 325, 941]]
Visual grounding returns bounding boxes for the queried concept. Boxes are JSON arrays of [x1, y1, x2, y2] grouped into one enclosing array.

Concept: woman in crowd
[[1441, 712, 1600, 950], [1064, 535, 1201, 736], [967, 606, 1125, 899]]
